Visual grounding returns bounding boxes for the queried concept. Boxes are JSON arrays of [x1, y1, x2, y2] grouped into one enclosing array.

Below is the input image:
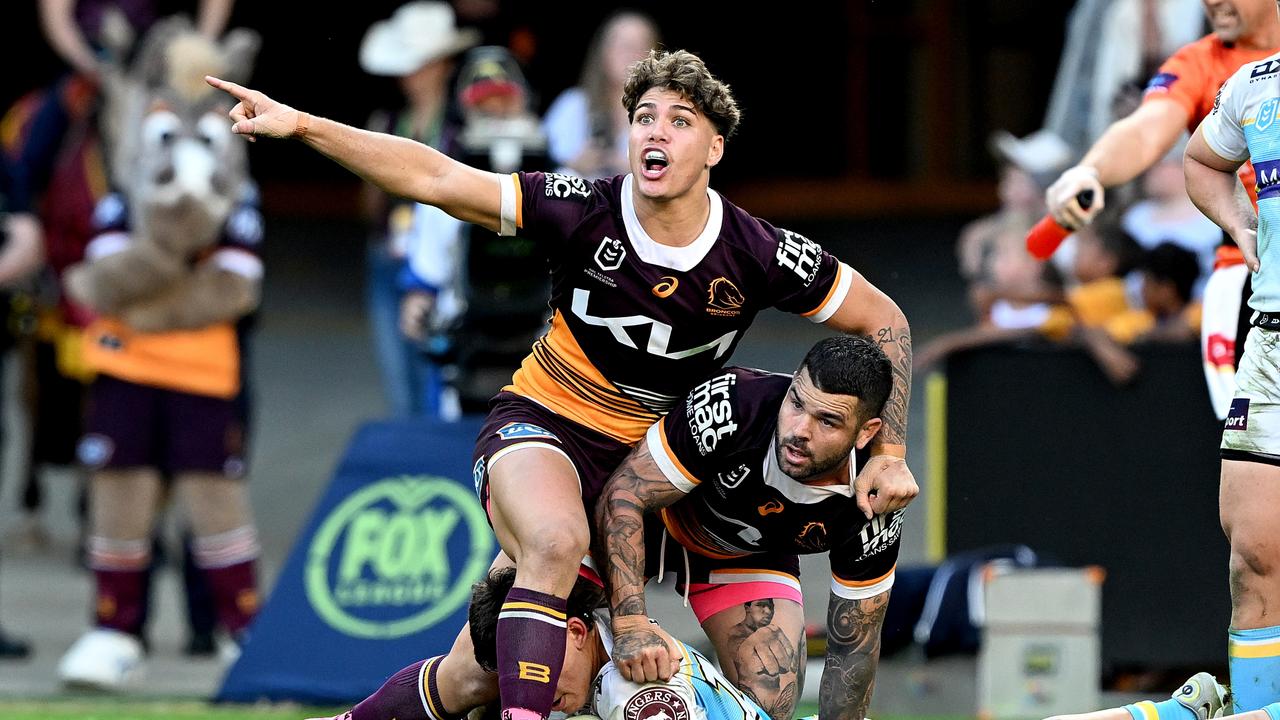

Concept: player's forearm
[[819, 591, 890, 720], [300, 117, 450, 211], [870, 307, 911, 453], [597, 492, 650, 620], [1185, 155, 1255, 238], [1079, 109, 1181, 187]]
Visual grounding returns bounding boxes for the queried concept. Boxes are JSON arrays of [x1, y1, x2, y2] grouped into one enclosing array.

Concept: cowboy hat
[[359, 2, 480, 77]]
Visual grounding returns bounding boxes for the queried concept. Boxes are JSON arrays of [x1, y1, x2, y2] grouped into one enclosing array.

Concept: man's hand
[[1233, 227, 1262, 273], [399, 291, 434, 342], [1046, 166, 1105, 230], [853, 456, 917, 519], [737, 625, 795, 677], [611, 616, 679, 683], [205, 76, 304, 141]]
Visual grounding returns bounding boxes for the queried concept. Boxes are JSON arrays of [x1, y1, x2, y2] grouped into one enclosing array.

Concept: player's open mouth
[[642, 149, 669, 179], [783, 444, 808, 463]]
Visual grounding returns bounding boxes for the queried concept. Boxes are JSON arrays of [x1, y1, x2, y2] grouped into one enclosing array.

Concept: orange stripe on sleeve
[[656, 417, 699, 486], [834, 564, 897, 588], [801, 262, 844, 318], [512, 173, 523, 229]]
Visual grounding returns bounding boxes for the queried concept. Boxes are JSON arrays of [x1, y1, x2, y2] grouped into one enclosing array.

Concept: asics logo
[[758, 500, 784, 516], [652, 276, 678, 298]]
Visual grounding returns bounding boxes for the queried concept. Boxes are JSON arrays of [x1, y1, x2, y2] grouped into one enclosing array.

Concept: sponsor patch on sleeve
[[496, 423, 560, 441], [1144, 72, 1178, 95], [544, 172, 593, 200]]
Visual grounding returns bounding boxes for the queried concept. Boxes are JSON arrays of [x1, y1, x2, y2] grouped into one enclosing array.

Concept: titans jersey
[[645, 368, 902, 600], [496, 172, 852, 443], [592, 617, 767, 720], [1200, 55, 1280, 313]]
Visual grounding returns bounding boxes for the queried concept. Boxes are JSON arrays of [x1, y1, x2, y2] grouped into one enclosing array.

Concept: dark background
[[0, 0, 1081, 217]]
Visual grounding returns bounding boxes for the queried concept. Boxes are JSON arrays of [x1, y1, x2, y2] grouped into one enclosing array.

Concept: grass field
[[0, 700, 835, 720], [0, 699, 977, 720]]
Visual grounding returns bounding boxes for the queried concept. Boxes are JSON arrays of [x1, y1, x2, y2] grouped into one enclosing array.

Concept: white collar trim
[[620, 174, 723, 271], [761, 438, 856, 503]]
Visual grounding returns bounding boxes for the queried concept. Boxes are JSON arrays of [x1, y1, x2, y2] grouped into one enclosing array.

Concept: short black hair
[[468, 567, 607, 672], [1143, 242, 1200, 303], [798, 335, 893, 422]]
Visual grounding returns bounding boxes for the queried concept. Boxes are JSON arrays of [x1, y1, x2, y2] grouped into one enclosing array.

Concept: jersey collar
[[761, 438, 857, 503], [620, 173, 723, 272]]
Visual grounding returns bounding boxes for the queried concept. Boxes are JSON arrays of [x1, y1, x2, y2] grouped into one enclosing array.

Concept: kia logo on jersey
[[595, 237, 626, 271]]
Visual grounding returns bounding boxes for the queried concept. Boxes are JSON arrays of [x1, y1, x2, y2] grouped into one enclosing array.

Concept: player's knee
[[522, 525, 589, 569], [1230, 540, 1275, 585]]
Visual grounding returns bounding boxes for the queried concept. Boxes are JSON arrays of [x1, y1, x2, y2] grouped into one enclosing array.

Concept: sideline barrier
[[218, 417, 490, 704], [935, 344, 1226, 670]]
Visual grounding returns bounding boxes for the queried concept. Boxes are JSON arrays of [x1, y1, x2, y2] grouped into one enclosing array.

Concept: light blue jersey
[[1200, 53, 1280, 312], [591, 619, 767, 720]]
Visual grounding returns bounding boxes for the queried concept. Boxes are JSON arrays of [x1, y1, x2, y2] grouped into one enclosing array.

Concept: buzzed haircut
[[468, 567, 607, 672], [622, 49, 741, 138], [799, 335, 893, 422]]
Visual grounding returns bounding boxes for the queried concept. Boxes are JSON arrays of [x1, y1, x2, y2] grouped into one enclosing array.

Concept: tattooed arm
[[594, 439, 689, 683], [823, 269, 917, 517], [820, 590, 890, 720]]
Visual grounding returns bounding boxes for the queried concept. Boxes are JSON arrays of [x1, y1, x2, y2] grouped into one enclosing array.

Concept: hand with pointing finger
[[205, 75, 307, 142]]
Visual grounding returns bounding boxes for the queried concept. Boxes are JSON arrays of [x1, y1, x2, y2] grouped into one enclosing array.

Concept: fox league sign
[[219, 418, 491, 704]]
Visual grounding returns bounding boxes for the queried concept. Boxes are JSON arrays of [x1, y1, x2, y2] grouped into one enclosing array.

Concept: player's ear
[[706, 134, 724, 168], [854, 417, 882, 450], [566, 616, 591, 649]]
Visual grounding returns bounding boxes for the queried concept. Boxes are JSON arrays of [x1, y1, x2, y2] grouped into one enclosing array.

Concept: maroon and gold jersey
[[646, 368, 902, 600], [497, 172, 853, 444]]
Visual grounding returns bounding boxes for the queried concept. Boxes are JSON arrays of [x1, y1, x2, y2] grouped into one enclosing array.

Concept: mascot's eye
[[198, 113, 231, 151], [141, 111, 182, 148]]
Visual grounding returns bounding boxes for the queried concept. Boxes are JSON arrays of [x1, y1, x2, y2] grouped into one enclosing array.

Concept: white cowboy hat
[[359, 2, 481, 77]]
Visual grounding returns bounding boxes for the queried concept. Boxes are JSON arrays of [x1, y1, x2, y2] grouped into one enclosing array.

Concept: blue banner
[[218, 417, 492, 704]]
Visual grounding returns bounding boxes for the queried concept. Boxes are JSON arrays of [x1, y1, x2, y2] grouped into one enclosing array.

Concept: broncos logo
[[706, 277, 745, 316], [796, 521, 828, 551]]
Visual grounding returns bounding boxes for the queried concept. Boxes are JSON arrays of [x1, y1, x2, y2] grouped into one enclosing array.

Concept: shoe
[[0, 627, 31, 659], [56, 628, 145, 690], [1171, 672, 1229, 720]]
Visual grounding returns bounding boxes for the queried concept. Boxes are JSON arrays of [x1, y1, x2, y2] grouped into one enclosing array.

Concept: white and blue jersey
[[1200, 54, 1280, 313], [591, 617, 767, 720]]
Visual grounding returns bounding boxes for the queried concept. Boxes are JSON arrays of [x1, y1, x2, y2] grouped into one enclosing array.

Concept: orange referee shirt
[[1144, 33, 1276, 202]]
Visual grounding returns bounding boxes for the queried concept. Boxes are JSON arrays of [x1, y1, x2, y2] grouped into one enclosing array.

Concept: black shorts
[[78, 375, 245, 477], [472, 391, 633, 520]]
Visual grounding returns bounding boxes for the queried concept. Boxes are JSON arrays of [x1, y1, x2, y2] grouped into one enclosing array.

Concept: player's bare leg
[[1221, 459, 1280, 711], [701, 598, 806, 720], [175, 472, 260, 640], [485, 447, 590, 720]]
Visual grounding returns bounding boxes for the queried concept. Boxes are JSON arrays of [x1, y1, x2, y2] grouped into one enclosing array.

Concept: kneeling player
[[597, 335, 907, 720], [1043, 672, 1245, 720]]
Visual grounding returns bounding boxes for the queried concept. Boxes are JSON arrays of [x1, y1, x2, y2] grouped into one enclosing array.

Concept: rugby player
[[209, 49, 918, 720], [597, 335, 899, 720]]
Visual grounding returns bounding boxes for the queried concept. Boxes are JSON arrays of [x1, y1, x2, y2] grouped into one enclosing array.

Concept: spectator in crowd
[[1120, 142, 1223, 297], [1105, 242, 1202, 343], [542, 10, 659, 179], [358, 1, 478, 418]]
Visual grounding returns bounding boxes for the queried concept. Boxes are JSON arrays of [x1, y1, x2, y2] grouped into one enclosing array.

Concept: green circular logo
[[305, 475, 493, 639]]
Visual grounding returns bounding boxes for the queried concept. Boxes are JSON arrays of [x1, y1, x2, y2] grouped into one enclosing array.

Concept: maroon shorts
[[472, 392, 632, 520], [78, 374, 245, 477]]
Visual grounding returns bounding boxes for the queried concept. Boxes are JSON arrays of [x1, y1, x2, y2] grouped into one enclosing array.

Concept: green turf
[[0, 700, 347, 720], [0, 699, 970, 720]]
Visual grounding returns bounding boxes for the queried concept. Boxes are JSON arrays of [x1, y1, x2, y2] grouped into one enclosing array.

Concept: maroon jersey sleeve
[[645, 370, 746, 493], [763, 226, 852, 322], [829, 509, 903, 599], [499, 170, 605, 243]]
